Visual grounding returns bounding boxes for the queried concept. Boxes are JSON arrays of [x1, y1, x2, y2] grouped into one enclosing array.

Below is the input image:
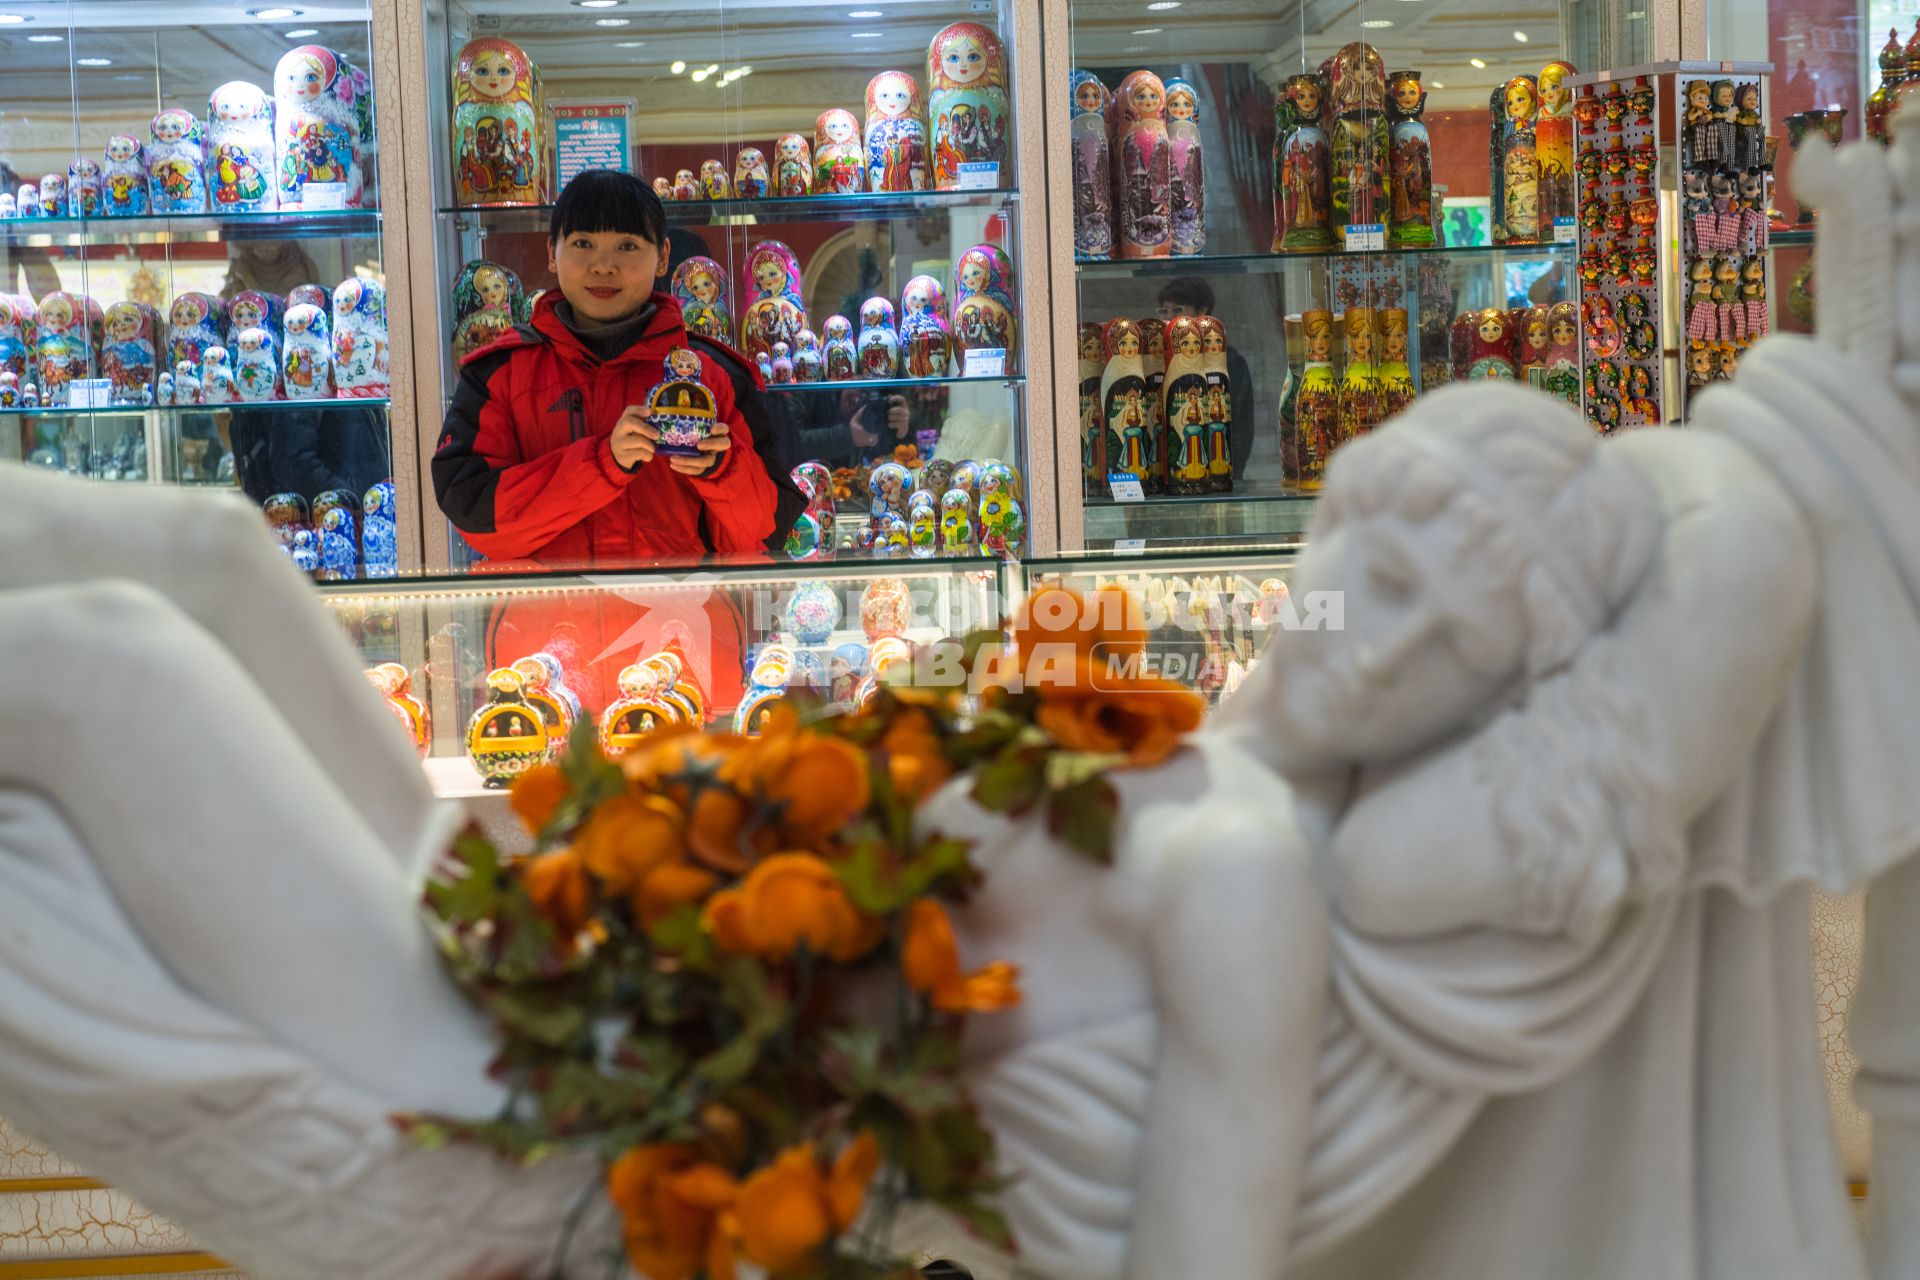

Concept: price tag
[[1344, 222, 1385, 251], [1107, 474, 1145, 502], [955, 162, 1000, 191], [962, 347, 1007, 377], [67, 378, 112, 409], [1554, 216, 1578, 243], [1114, 538, 1147, 554], [293, 183, 348, 211]]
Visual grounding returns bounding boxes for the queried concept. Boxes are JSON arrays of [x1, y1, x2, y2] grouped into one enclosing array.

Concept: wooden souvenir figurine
[[899, 274, 952, 378], [282, 303, 332, 400], [700, 160, 731, 200], [672, 256, 732, 344], [951, 243, 1018, 373], [734, 147, 769, 199], [939, 489, 975, 555], [1162, 315, 1209, 497], [200, 347, 236, 406], [769, 342, 793, 385], [1537, 61, 1577, 224], [1164, 77, 1206, 257], [451, 260, 523, 364], [35, 291, 100, 407], [1496, 74, 1540, 244], [738, 240, 808, 364], [147, 110, 207, 215], [66, 159, 100, 218], [1195, 315, 1233, 491], [277, 45, 368, 209], [813, 109, 865, 194], [1518, 303, 1553, 388], [0, 295, 32, 386], [208, 82, 276, 212], [927, 21, 1010, 190], [1078, 322, 1106, 492], [597, 663, 669, 756], [792, 329, 824, 383], [671, 170, 700, 202], [1465, 305, 1519, 379], [364, 662, 428, 756], [822, 315, 857, 380], [467, 668, 549, 788], [226, 291, 283, 356], [100, 302, 157, 406], [1108, 70, 1172, 259], [1070, 71, 1114, 259], [865, 71, 929, 192], [774, 133, 812, 198], [331, 277, 388, 397], [857, 297, 900, 379], [509, 653, 578, 760], [646, 348, 718, 456], [165, 292, 226, 377], [1336, 307, 1383, 446], [1275, 73, 1333, 251], [1386, 70, 1435, 247], [35, 174, 63, 219], [1543, 299, 1580, 406], [1329, 42, 1389, 237], [1138, 315, 1169, 490], [1099, 318, 1151, 488], [652, 175, 673, 200], [1293, 310, 1338, 491], [233, 327, 279, 402], [1377, 307, 1415, 419], [451, 37, 540, 207], [100, 135, 149, 217]]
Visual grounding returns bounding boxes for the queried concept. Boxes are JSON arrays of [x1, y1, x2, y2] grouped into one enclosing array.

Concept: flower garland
[[413, 587, 1204, 1279]]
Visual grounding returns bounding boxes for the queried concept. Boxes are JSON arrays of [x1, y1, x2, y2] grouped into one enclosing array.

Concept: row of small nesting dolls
[[1447, 302, 1581, 402], [263, 481, 400, 582], [862, 457, 1025, 559], [1284, 307, 1416, 493], [1078, 315, 1234, 498], [1490, 65, 1580, 246], [1271, 55, 1440, 253], [1068, 69, 1206, 260]]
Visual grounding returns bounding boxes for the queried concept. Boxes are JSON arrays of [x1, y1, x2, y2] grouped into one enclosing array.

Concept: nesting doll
[[977, 486, 1025, 558], [452, 37, 540, 206], [857, 297, 900, 379], [227, 290, 284, 352], [769, 342, 794, 384], [1107, 70, 1171, 259], [207, 82, 276, 212], [671, 256, 732, 344], [35, 291, 99, 404], [1275, 73, 1333, 251], [451, 260, 523, 363], [738, 240, 808, 364], [1329, 42, 1389, 237], [1537, 61, 1577, 224], [1294, 309, 1338, 490], [199, 346, 236, 405], [792, 329, 825, 383], [1335, 307, 1383, 448], [823, 315, 857, 380], [1386, 70, 1435, 248], [647, 347, 719, 456], [869, 461, 911, 521], [813, 109, 865, 194], [100, 302, 158, 405], [1162, 315, 1209, 496], [927, 21, 1010, 190], [146, 110, 207, 214], [0, 194, 17, 219], [1543, 299, 1580, 406], [652, 175, 674, 200], [1496, 75, 1540, 244], [672, 169, 701, 201], [951, 243, 1017, 372], [66, 159, 100, 218], [734, 147, 769, 200], [332, 276, 389, 397], [276, 46, 366, 209], [1075, 323, 1105, 490], [774, 133, 812, 198], [1137, 316, 1169, 490], [701, 159, 732, 200], [1164, 77, 1206, 256], [908, 490, 938, 559], [865, 71, 929, 192], [101, 135, 149, 216], [0, 295, 32, 385], [469, 669, 550, 787], [1100, 318, 1151, 487], [1377, 308, 1415, 419], [35, 174, 65, 219], [283, 303, 332, 399], [1465, 305, 1519, 379], [899, 275, 952, 378], [233, 327, 279, 402], [288, 282, 329, 314], [939, 489, 975, 554], [1069, 71, 1114, 259], [1195, 316, 1234, 490]]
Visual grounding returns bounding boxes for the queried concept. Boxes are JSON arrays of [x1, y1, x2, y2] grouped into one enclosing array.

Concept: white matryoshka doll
[[738, 240, 808, 364], [0, 194, 16, 219], [333, 277, 388, 397], [734, 147, 769, 200], [276, 45, 366, 209], [201, 346, 237, 405], [671, 255, 732, 343], [813, 109, 865, 194], [0, 294, 32, 385], [207, 81, 277, 212], [865, 71, 929, 193], [67, 158, 101, 218], [951, 243, 1018, 373], [927, 21, 1010, 191], [774, 132, 813, 198], [101, 134, 149, 216], [791, 329, 824, 382], [147, 109, 207, 214], [452, 38, 539, 207], [451, 259, 523, 363], [822, 316, 857, 380], [856, 297, 899, 379], [36, 173, 65, 218], [282, 302, 333, 399], [100, 301, 159, 405], [35, 290, 101, 405], [234, 327, 280, 402], [898, 274, 952, 378]]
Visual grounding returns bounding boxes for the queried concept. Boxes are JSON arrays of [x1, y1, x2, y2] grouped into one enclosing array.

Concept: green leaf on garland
[[1047, 774, 1119, 863]]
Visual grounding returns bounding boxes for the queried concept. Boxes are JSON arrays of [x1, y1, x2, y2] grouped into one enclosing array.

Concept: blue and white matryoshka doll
[[201, 346, 236, 405], [171, 359, 201, 406], [0, 294, 32, 385], [228, 289, 284, 352], [286, 527, 321, 574], [276, 45, 366, 209], [15, 184, 36, 217], [207, 81, 276, 212], [147, 109, 208, 214], [332, 277, 388, 396], [939, 488, 975, 554], [167, 292, 228, 376], [733, 644, 795, 736], [856, 297, 899, 379], [282, 302, 332, 399], [868, 460, 910, 521], [783, 580, 842, 646], [234, 327, 279, 402], [99, 301, 156, 406], [361, 478, 398, 578], [35, 290, 99, 406], [66, 158, 101, 218], [101, 134, 149, 216], [36, 173, 65, 218], [316, 506, 359, 580], [0, 194, 14, 219]]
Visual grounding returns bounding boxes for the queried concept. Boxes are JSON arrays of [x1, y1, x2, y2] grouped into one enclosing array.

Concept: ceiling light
[[851, 30, 883, 37], [1146, 1, 1182, 9], [848, 8, 884, 15], [736, 65, 752, 76], [1124, 44, 1148, 51], [285, 28, 318, 37], [1431, 79, 1445, 87], [670, 59, 686, 73], [27, 33, 60, 41], [1469, 57, 1487, 67], [1360, 18, 1393, 27], [616, 40, 645, 46], [0, 13, 31, 22], [77, 56, 112, 65], [594, 17, 630, 26], [1132, 26, 1163, 33], [1513, 29, 1530, 41], [247, 7, 300, 18], [574, 0, 621, 6], [704, 63, 718, 74], [690, 68, 710, 81]]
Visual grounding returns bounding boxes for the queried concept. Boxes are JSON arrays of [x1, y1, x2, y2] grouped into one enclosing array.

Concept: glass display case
[[0, 0, 411, 578]]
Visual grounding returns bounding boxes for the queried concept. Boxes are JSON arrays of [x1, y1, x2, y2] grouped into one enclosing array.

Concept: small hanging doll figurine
[[66, 158, 100, 218], [452, 37, 541, 206], [233, 327, 280, 402], [1293, 309, 1338, 491], [147, 109, 207, 214], [791, 330, 824, 383], [951, 243, 1018, 373], [927, 21, 1010, 190], [672, 169, 701, 201], [822, 315, 857, 380], [1386, 69, 1434, 248], [1078, 322, 1106, 492], [738, 240, 808, 365], [100, 135, 149, 216], [774, 133, 812, 198], [332, 277, 389, 397], [277, 45, 367, 209], [813, 109, 866, 195], [1684, 79, 1715, 162], [1099, 317, 1151, 488], [857, 298, 900, 378], [207, 81, 277, 212], [1495, 74, 1540, 244], [646, 347, 719, 456], [166, 291, 226, 380], [1733, 82, 1766, 170], [1741, 254, 1768, 337], [671, 256, 732, 344], [1328, 42, 1390, 238], [700, 159, 732, 200], [450, 260, 523, 363], [1137, 315, 1169, 491], [100, 302, 157, 406], [200, 346, 236, 405], [1162, 315, 1209, 497], [1377, 307, 1416, 419], [282, 302, 333, 399], [1070, 71, 1114, 259], [1163, 77, 1206, 256], [1711, 253, 1743, 340], [899, 274, 952, 378], [1336, 307, 1382, 448], [865, 71, 929, 193], [1711, 78, 1739, 165], [734, 147, 769, 199], [1108, 70, 1172, 259], [1535, 60, 1577, 225], [1275, 72, 1333, 252]]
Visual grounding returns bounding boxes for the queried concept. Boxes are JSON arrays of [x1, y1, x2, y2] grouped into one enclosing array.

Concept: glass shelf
[[1075, 241, 1577, 278], [764, 374, 1024, 394], [439, 189, 1017, 233], [1770, 228, 1815, 247], [1082, 491, 1317, 551], [0, 209, 383, 244], [1, 397, 391, 418]]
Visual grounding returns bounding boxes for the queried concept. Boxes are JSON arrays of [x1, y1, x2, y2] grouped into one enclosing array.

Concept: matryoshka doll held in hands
[[207, 81, 276, 212], [646, 347, 719, 456], [672, 256, 732, 344], [450, 260, 524, 363], [1069, 71, 1114, 259], [275, 45, 366, 210], [814, 110, 865, 195], [865, 71, 929, 193], [1109, 70, 1171, 259], [899, 274, 952, 378], [951, 243, 1017, 375], [332, 277, 389, 397], [452, 37, 541, 207], [147, 109, 208, 215], [927, 21, 1010, 190], [1164, 77, 1206, 256], [738, 240, 808, 365]]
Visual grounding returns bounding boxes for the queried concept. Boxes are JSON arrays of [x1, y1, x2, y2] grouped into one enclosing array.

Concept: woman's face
[[469, 50, 517, 99], [941, 34, 988, 85]]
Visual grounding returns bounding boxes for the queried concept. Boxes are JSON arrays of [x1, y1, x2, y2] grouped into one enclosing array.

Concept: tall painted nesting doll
[[0, 295, 32, 385], [1377, 307, 1416, 418], [36, 291, 101, 405], [276, 45, 367, 209], [1495, 74, 1540, 244], [147, 109, 208, 215], [1537, 61, 1577, 225], [774, 133, 812, 198], [1100, 318, 1151, 488], [451, 260, 523, 363], [951, 243, 1017, 373], [739, 240, 808, 364], [927, 21, 1010, 190], [166, 292, 226, 377], [1386, 70, 1435, 247], [822, 315, 857, 380], [1329, 42, 1389, 238], [282, 302, 333, 399], [1164, 77, 1206, 257], [734, 147, 769, 199], [101, 135, 149, 217], [1077, 322, 1105, 492], [899, 274, 952, 378], [1543, 300, 1580, 406], [207, 81, 276, 212], [452, 37, 540, 207], [1336, 307, 1383, 447], [672, 256, 732, 344], [857, 298, 900, 379], [332, 277, 389, 397], [1109, 70, 1171, 259], [1069, 71, 1113, 259], [1137, 315, 1169, 490], [814, 109, 866, 194], [1274, 73, 1333, 251], [101, 302, 159, 406], [1294, 309, 1338, 490], [66, 159, 100, 218], [1197, 316, 1233, 491], [865, 71, 929, 192], [1162, 315, 1209, 497]]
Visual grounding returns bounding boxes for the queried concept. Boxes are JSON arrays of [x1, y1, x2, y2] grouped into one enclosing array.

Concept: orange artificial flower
[[522, 848, 594, 936], [1033, 657, 1204, 767], [702, 888, 756, 954], [879, 706, 952, 802], [607, 1144, 740, 1280], [701, 854, 883, 963], [685, 784, 757, 875], [826, 1130, 881, 1232], [635, 861, 720, 929], [1012, 584, 1149, 673], [508, 762, 570, 835], [734, 1134, 880, 1273], [902, 899, 1022, 1014], [575, 792, 685, 893], [744, 713, 872, 846]]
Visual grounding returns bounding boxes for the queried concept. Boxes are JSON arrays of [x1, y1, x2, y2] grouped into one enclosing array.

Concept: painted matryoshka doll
[[1164, 77, 1206, 257], [1196, 315, 1234, 491], [35, 290, 100, 405], [671, 256, 732, 345], [939, 489, 975, 555], [207, 81, 277, 212], [1275, 73, 1333, 251], [33, 174, 64, 219], [451, 260, 523, 363], [739, 241, 808, 364], [1328, 42, 1389, 237], [227, 289, 284, 352], [1137, 315, 1169, 490], [66, 159, 101, 218], [101, 135, 149, 216], [672, 169, 700, 202], [734, 647, 795, 736], [734, 147, 769, 200], [1543, 299, 1580, 406], [1099, 317, 1151, 488], [813, 109, 866, 194], [201, 346, 237, 405], [647, 347, 718, 455], [1335, 307, 1382, 449], [1077, 322, 1105, 492], [865, 71, 929, 192], [951, 243, 1017, 373], [701, 159, 732, 200], [1386, 70, 1435, 248], [927, 21, 1010, 190], [163, 293, 224, 388], [1162, 315, 1209, 496], [0, 194, 13, 219], [774, 133, 812, 198], [1376, 307, 1416, 420], [1536, 61, 1577, 225], [791, 329, 824, 383], [452, 37, 540, 207], [360, 479, 398, 578], [332, 277, 389, 397], [822, 315, 857, 380], [769, 342, 794, 384], [1294, 309, 1338, 490], [316, 506, 359, 580], [510, 653, 579, 759], [468, 668, 550, 787], [652, 175, 674, 200], [234, 327, 280, 402], [908, 489, 938, 559], [0, 295, 32, 385], [147, 110, 207, 214], [1108, 70, 1171, 259], [288, 282, 329, 314], [899, 274, 952, 378], [857, 297, 900, 379], [282, 302, 332, 399], [100, 302, 158, 405], [869, 460, 911, 522], [276, 45, 366, 209], [1069, 71, 1113, 259], [1465, 304, 1519, 379], [1496, 74, 1540, 244], [364, 661, 426, 753]]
